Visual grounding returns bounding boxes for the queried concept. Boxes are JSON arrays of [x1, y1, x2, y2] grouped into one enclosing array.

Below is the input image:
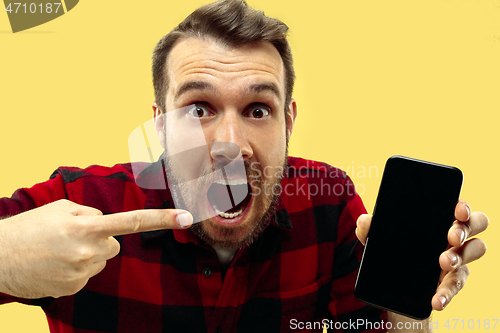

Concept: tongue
[[210, 183, 249, 213]]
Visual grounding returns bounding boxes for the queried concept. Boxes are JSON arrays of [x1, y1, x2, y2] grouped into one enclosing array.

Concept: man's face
[[155, 37, 296, 248]]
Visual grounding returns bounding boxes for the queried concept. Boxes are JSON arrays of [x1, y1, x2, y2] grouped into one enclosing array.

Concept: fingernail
[[176, 212, 193, 228], [456, 228, 466, 245], [448, 253, 458, 267], [463, 202, 471, 220], [439, 296, 447, 309]]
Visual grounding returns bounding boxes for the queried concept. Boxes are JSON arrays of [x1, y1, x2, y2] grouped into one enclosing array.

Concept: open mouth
[[207, 179, 252, 219]]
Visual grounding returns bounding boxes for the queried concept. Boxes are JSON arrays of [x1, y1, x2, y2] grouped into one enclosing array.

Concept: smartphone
[[354, 155, 463, 320]]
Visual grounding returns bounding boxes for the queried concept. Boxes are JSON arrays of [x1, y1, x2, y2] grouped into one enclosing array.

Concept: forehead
[[166, 37, 285, 101]]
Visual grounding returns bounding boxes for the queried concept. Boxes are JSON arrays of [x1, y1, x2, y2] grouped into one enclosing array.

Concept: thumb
[[356, 214, 372, 246]]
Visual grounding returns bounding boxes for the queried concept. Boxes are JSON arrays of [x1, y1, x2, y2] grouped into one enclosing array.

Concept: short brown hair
[[152, 0, 295, 113]]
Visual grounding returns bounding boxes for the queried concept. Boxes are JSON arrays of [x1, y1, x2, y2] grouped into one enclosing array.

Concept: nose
[[209, 112, 253, 161], [210, 142, 241, 161]]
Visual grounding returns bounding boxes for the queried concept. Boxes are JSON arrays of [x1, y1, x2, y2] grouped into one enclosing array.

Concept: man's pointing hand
[[0, 199, 192, 299]]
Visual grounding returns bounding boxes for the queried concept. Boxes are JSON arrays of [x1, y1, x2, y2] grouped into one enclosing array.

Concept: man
[[0, 0, 489, 332]]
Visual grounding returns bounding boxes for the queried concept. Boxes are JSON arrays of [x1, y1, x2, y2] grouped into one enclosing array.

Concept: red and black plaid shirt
[[0, 157, 386, 332]]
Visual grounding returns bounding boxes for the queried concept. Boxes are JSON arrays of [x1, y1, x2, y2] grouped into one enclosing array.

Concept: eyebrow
[[174, 81, 217, 103], [174, 80, 283, 104], [246, 83, 282, 100]]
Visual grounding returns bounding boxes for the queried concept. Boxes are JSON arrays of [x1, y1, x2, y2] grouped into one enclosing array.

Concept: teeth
[[214, 178, 247, 186], [213, 206, 243, 219]]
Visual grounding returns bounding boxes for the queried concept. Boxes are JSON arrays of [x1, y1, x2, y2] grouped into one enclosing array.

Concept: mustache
[[164, 145, 251, 185], [163, 152, 263, 187], [195, 159, 262, 188]]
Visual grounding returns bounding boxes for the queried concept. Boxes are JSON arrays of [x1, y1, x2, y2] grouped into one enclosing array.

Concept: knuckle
[[87, 206, 103, 216], [69, 278, 89, 295], [60, 217, 91, 239], [448, 277, 461, 295], [129, 211, 143, 233], [78, 216, 99, 235], [60, 199, 79, 214], [457, 266, 469, 288], [462, 264, 471, 277], [70, 246, 95, 265], [64, 284, 84, 297], [112, 242, 121, 257], [455, 278, 464, 291], [56, 199, 70, 206], [93, 261, 107, 276], [108, 237, 121, 258], [59, 273, 90, 296], [51, 289, 66, 299]]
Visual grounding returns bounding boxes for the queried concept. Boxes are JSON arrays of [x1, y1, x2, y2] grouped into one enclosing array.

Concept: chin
[[190, 190, 279, 249], [193, 203, 262, 248]]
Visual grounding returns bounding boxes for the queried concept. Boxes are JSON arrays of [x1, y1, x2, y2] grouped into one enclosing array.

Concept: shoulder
[[49, 162, 151, 213], [286, 156, 347, 181], [284, 156, 352, 197], [50, 163, 141, 183], [281, 156, 359, 219]]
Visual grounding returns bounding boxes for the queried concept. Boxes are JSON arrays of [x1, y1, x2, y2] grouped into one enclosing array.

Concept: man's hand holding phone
[[356, 200, 489, 312]]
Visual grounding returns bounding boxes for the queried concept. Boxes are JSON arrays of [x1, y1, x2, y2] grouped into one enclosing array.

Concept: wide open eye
[[187, 105, 211, 118], [248, 106, 270, 119]]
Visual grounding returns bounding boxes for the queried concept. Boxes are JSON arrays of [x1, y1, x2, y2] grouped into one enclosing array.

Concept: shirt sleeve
[[0, 173, 67, 306], [0, 173, 67, 217], [325, 175, 388, 332]]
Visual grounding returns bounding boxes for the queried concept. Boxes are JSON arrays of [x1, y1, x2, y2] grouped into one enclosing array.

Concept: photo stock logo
[[4, 0, 79, 33]]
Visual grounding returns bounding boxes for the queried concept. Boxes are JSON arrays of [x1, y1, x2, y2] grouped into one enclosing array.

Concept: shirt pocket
[[255, 274, 332, 317], [237, 275, 332, 332]]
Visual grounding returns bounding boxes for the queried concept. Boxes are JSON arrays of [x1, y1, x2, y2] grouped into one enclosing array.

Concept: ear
[[286, 98, 297, 140], [152, 102, 166, 149]]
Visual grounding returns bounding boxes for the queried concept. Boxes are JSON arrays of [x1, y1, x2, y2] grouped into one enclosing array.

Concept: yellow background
[[1, 0, 498, 331]]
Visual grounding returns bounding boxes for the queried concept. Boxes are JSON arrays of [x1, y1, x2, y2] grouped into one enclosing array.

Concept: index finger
[[89, 209, 193, 237]]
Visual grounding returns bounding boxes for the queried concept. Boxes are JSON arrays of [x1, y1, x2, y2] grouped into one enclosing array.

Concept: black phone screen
[[354, 155, 463, 320]]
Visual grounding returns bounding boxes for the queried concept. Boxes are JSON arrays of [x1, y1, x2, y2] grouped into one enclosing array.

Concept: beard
[[163, 144, 288, 249]]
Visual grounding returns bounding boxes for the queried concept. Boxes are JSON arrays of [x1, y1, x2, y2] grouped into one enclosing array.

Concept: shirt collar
[[271, 196, 293, 230]]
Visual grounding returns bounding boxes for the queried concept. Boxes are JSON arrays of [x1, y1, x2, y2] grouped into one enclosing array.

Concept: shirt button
[[202, 267, 213, 277]]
